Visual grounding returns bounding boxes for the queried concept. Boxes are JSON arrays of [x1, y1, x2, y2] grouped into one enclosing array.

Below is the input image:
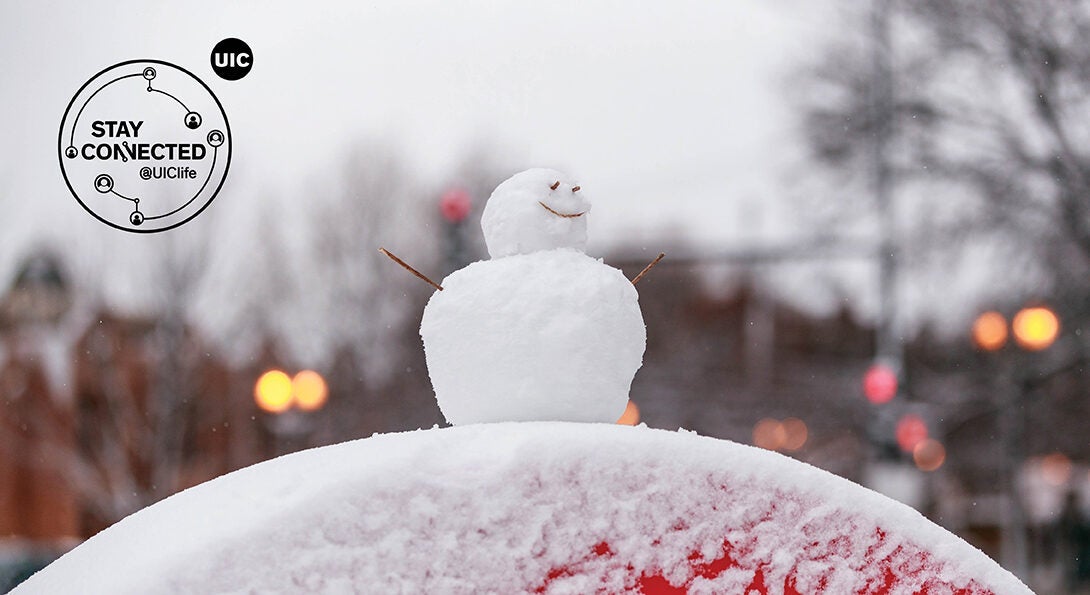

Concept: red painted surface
[[534, 526, 996, 594]]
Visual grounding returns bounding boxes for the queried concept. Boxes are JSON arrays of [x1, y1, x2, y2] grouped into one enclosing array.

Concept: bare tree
[[306, 142, 443, 435], [802, 0, 1090, 308]]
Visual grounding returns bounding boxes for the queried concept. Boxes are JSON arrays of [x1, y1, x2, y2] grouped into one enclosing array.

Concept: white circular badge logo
[[59, 59, 231, 232]]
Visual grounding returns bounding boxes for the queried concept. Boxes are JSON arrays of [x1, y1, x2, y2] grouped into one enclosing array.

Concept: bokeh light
[[254, 370, 293, 413], [1012, 306, 1059, 351], [863, 364, 898, 404], [292, 370, 328, 412], [753, 418, 786, 451], [1040, 452, 1072, 487], [781, 418, 808, 452], [913, 439, 946, 472], [972, 311, 1007, 351], [895, 414, 928, 453], [439, 188, 472, 223], [616, 400, 640, 425]]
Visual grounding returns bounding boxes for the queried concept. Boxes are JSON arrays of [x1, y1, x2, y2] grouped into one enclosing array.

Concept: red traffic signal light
[[895, 414, 928, 452], [863, 364, 898, 404], [439, 188, 472, 223]]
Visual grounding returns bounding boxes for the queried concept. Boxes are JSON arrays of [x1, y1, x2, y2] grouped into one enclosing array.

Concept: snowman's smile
[[539, 201, 585, 218]]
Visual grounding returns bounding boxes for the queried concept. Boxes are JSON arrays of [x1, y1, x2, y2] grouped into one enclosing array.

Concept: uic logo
[[211, 38, 253, 81], [59, 59, 232, 233]]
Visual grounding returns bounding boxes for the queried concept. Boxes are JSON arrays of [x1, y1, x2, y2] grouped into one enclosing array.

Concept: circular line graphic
[[59, 59, 232, 233]]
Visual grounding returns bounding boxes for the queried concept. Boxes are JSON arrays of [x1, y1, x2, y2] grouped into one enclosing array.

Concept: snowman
[[383, 168, 662, 425]]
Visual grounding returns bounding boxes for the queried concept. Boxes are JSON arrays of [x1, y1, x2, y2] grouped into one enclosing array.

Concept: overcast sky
[[1, 0, 836, 249]]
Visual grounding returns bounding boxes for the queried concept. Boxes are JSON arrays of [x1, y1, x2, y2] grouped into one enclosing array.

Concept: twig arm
[[379, 248, 444, 291], [631, 253, 665, 286]]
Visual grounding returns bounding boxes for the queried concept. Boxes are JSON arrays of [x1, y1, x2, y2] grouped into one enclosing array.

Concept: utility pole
[[872, 0, 901, 380], [997, 359, 1029, 578], [859, 0, 916, 507], [870, 1, 1028, 578]]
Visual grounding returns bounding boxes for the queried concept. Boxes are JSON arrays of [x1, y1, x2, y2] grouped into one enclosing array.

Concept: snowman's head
[[481, 168, 591, 258]]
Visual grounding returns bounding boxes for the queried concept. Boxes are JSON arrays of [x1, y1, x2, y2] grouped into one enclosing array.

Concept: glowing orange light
[[753, 418, 786, 451], [254, 370, 293, 413], [1012, 306, 1059, 351], [895, 414, 928, 453], [616, 401, 640, 425], [913, 439, 946, 472], [781, 418, 808, 452], [972, 311, 1008, 351], [1040, 452, 1072, 487], [292, 370, 328, 412]]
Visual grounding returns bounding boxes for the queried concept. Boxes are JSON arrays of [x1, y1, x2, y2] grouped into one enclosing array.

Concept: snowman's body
[[420, 169, 646, 425]]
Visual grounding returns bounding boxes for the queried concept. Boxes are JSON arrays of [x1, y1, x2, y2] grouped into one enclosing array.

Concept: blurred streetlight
[[781, 418, 808, 452], [254, 370, 293, 413], [753, 417, 808, 452], [1012, 306, 1059, 351], [254, 368, 329, 456], [254, 369, 329, 414], [912, 438, 945, 472], [292, 370, 328, 412], [972, 311, 1008, 351], [753, 418, 786, 451]]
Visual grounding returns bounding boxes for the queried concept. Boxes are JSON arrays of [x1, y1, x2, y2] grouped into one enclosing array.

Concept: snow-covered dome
[[481, 168, 590, 258], [16, 423, 1030, 594]]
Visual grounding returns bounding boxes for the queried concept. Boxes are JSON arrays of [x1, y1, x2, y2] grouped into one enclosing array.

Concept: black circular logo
[[211, 38, 253, 81], [58, 59, 232, 233]]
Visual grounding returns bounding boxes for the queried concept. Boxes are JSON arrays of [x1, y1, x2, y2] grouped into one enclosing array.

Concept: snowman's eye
[[571, 186, 581, 193], [550, 181, 560, 190]]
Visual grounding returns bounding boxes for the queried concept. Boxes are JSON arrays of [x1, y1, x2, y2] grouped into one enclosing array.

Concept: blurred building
[[0, 252, 79, 542], [71, 309, 261, 535], [0, 251, 273, 587]]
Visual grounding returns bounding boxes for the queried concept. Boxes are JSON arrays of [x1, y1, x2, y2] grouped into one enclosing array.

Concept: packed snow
[[480, 168, 590, 258], [421, 168, 645, 425], [16, 423, 1029, 594], [421, 250, 644, 425]]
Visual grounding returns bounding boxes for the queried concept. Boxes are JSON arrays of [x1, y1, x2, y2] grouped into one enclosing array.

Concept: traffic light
[[895, 414, 928, 452], [439, 188, 471, 223], [863, 363, 898, 404]]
